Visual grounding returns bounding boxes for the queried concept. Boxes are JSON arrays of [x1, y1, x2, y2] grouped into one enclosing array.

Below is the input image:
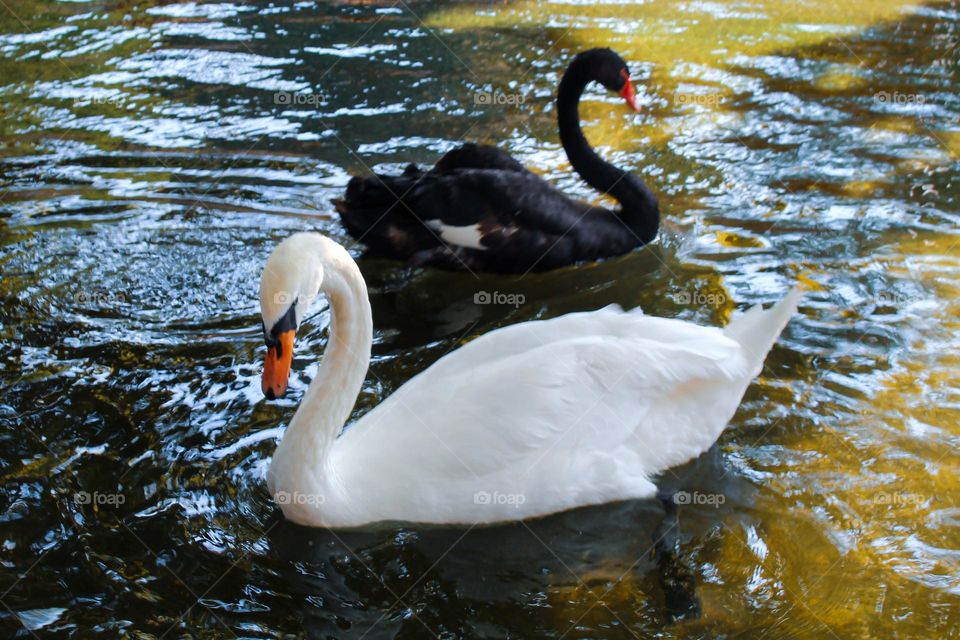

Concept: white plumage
[[424, 220, 489, 251], [260, 232, 801, 527]]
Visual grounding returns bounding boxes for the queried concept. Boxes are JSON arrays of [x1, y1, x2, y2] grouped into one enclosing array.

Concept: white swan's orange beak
[[620, 76, 639, 113], [262, 329, 295, 399]]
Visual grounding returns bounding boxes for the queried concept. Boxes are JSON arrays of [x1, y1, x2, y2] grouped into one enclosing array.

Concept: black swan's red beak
[[620, 76, 639, 113]]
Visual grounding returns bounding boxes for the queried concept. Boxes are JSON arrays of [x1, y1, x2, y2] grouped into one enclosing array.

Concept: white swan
[[258, 232, 801, 527]]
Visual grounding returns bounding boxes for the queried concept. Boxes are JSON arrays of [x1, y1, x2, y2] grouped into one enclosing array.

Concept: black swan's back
[[335, 161, 642, 273]]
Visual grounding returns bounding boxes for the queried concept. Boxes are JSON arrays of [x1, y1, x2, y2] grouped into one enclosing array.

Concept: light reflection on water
[[0, 0, 957, 637]]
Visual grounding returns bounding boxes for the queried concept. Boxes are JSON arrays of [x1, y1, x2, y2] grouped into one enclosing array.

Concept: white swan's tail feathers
[[723, 287, 802, 371]]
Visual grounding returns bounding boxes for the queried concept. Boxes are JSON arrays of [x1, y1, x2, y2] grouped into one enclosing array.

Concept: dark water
[[1, 1, 958, 637]]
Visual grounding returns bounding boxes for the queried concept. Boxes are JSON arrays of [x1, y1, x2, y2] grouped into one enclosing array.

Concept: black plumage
[[333, 49, 660, 274]]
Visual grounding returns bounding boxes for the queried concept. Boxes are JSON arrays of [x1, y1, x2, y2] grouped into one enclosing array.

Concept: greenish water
[[0, 0, 958, 637]]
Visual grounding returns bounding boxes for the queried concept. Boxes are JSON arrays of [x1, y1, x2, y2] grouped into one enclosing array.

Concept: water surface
[[1, 0, 958, 637]]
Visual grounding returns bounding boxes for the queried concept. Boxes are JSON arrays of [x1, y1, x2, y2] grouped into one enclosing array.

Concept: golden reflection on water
[[428, 0, 922, 71], [429, 0, 960, 635]]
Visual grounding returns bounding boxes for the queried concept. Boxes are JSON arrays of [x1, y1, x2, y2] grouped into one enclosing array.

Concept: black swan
[[334, 48, 659, 273]]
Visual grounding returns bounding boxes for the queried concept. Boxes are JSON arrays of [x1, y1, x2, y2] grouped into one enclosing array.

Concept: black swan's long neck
[[557, 62, 659, 244]]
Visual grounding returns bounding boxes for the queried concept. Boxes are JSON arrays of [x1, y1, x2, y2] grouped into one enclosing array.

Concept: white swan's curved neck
[[269, 239, 371, 496]]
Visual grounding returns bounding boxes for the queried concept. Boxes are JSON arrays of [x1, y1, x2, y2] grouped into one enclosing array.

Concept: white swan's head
[[259, 233, 326, 399]]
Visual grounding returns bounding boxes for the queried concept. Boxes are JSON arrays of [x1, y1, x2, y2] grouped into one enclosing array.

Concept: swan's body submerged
[[260, 233, 800, 528]]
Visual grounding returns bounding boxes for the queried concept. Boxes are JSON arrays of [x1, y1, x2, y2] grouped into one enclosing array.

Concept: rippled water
[[1, 0, 958, 637]]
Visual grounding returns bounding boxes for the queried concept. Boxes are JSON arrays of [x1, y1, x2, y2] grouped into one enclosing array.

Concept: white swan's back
[[318, 290, 801, 527]]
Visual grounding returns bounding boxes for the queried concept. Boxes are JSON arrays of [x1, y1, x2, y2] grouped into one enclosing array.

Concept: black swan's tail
[[332, 164, 433, 258]]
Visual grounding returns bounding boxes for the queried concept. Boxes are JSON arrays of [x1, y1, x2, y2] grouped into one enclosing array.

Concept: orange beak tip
[[262, 329, 295, 400]]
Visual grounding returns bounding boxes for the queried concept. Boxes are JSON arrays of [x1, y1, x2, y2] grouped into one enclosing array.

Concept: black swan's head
[[569, 48, 640, 112]]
